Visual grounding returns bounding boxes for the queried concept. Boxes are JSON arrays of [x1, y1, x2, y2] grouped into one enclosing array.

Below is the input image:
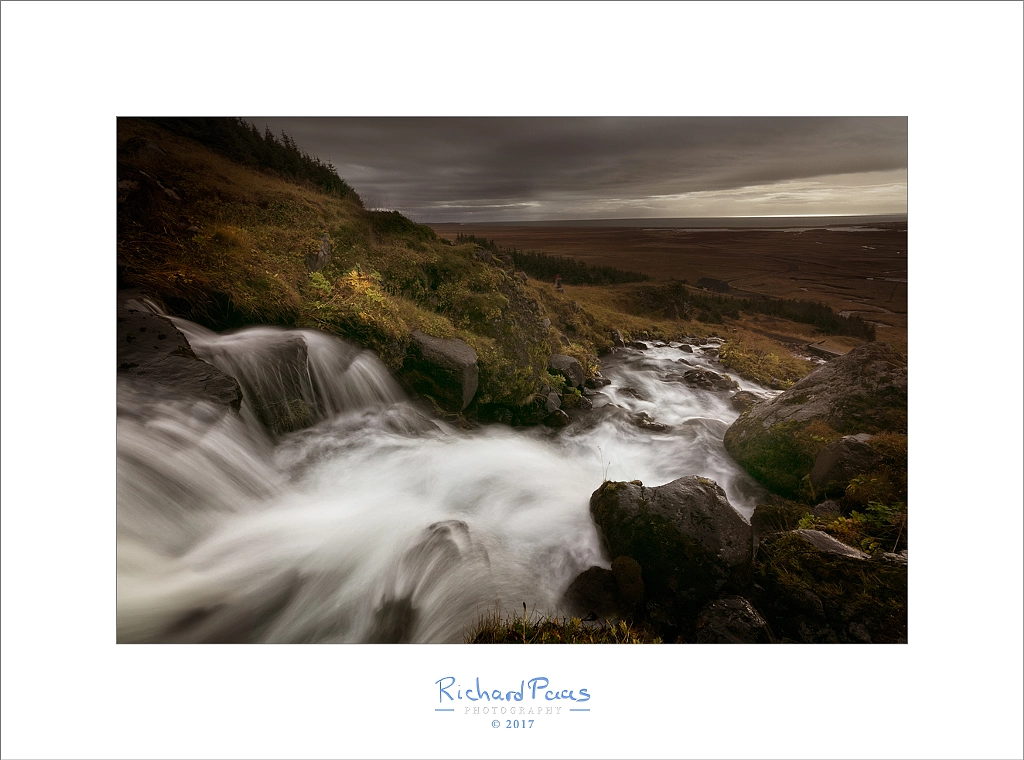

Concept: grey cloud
[[247, 117, 907, 221]]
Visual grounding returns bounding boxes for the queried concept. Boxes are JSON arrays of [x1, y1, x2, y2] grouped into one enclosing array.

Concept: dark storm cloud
[[248, 117, 907, 221]]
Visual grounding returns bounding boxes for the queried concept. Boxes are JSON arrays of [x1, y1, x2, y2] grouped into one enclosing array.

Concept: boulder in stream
[[401, 330, 479, 413], [724, 342, 907, 498], [680, 367, 739, 391], [589, 476, 752, 614]]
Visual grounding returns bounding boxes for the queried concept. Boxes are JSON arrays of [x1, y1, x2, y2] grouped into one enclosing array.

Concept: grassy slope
[[117, 118, 821, 412]]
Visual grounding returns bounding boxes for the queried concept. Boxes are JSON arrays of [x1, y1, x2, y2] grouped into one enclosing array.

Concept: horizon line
[[426, 212, 908, 225]]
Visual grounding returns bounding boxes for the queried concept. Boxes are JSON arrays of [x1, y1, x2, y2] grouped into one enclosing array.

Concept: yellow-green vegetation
[[119, 117, 828, 413], [797, 500, 907, 556], [754, 530, 907, 643], [718, 329, 815, 389], [118, 118, 552, 408], [466, 610, 661, 643]]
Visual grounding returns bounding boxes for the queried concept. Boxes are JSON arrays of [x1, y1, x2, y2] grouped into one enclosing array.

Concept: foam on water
[[116, 322, 773, 643]]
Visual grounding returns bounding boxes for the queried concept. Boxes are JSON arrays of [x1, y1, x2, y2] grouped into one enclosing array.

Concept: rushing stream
[[116, 313, 776, 643]]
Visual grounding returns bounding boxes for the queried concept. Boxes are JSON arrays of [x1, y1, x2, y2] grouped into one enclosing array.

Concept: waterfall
[[117, 317, 772, 643]]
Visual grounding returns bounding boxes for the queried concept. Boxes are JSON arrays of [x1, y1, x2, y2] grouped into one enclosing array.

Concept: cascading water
[[116, 313, 775, 643]]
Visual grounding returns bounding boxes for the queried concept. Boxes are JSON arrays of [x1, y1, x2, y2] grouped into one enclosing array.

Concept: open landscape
[[113, 117, 909, 645], [430, 221, 908, 355]]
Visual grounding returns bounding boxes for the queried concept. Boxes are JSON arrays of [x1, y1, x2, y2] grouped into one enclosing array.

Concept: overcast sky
[[248, 117, 907, 223]]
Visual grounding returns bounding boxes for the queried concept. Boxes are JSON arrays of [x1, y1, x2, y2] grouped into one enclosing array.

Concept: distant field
[[430, 222, 908, 354]]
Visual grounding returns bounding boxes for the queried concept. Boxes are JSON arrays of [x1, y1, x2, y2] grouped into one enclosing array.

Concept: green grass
[[466, 608, 661, 643], [118, 117, 841, 413]]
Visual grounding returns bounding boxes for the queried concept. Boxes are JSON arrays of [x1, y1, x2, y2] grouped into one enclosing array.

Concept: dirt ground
[[431, 222, 908, 354]]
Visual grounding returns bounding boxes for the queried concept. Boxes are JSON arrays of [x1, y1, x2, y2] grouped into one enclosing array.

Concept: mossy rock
[[753, 530, 907, 643], [589, 477, 752, 623], [724, 342, 907, 499]]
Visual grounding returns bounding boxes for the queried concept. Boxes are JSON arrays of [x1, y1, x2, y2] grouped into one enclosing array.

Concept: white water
[[117, 319, 774, 643]]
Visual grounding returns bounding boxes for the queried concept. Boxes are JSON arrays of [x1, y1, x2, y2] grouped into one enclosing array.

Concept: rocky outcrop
[[723, 342, 907, 498], [548, 354, 585, 388], [117, 301, 241, 414], [401, 330, 479, 413], [810, 434, 883, 497], [750, 497, 841, 544], [305, 233, 332, 272], [589, 476, 752, 612], [752, 529, 907, 643], [694, 596, 772, 643]]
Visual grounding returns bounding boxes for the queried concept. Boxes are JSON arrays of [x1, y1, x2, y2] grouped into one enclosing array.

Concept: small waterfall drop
[[117, 315, 772, 643]]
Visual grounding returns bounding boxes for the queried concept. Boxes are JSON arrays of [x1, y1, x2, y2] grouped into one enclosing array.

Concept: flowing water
[[116, 314, 775, 643]]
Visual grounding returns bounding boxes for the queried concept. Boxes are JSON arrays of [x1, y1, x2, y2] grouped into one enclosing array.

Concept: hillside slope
[[117, 118, 822, 416]]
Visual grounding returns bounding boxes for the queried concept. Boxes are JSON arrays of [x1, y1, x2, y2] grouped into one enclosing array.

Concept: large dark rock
[[214, 334, 313, 435], [589, 476, 753, 612], [401, 330, 479, 413], [117, 304, 241, 413], [562, 566, 619, 619], [548, 354, 585, 388], [724, 342, 907, 498], [562, 556, 645, 621], [753, 529, 907, 643], [694, 596, 772, 643], [810, 434, 883, 497]]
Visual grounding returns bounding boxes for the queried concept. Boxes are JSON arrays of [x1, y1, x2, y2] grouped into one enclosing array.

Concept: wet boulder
[[628, 340, 649, 350], [810, 433, 883, 497], [589, 476, 753, 612], [542, 409, 570, 427], [548, 354, 585, 388], [562, 566, 619, 619], [729, 390, 763, 413], [629, 411, 671, 433], [401, 330, 479, 413], [752, 529, 907, 643], [677, 344, 693, 354], [724, 342, 907, 498], [611, 556, 644, 610], [545, 392, 561, 413], [117, 303, 241, 414], [680, 368, 739, 391], [562, 556, 645, 621], [694, 596, 772, 643], [611, 329, 626, 347]]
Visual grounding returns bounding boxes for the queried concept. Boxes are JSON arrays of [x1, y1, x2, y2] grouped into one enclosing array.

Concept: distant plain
[[430, 220, 908, 355]]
